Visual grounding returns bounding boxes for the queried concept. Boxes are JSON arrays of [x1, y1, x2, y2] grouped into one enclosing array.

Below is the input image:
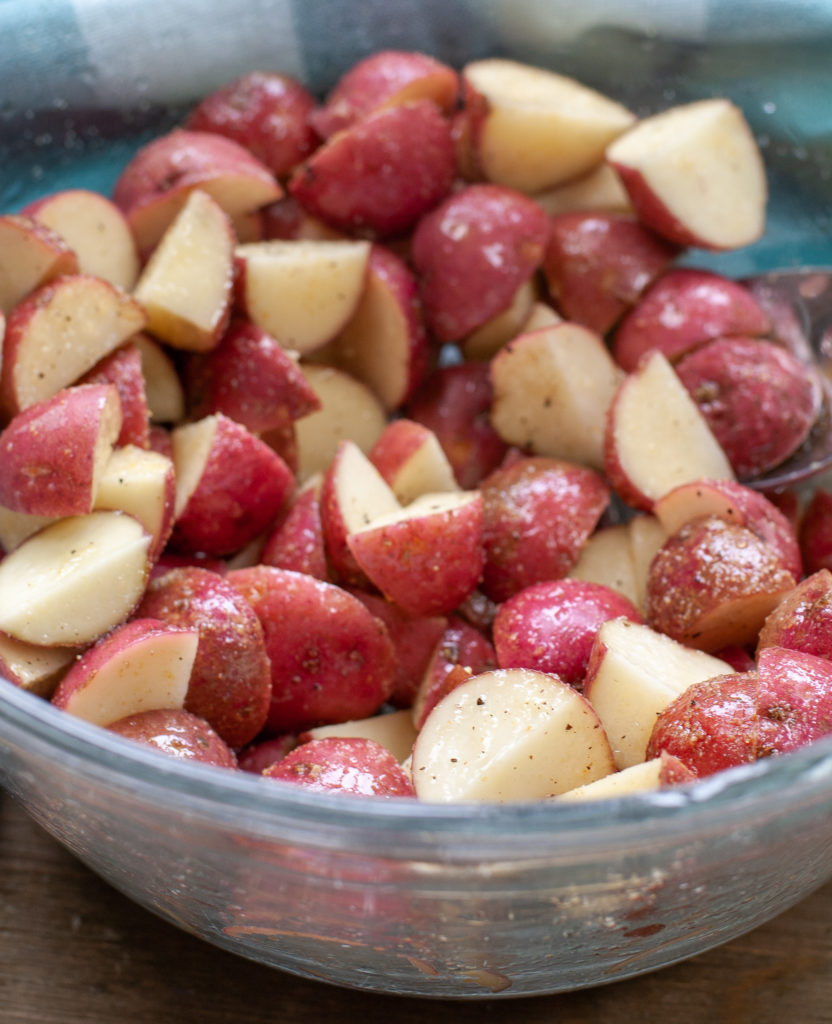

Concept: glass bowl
[[1, 0, 832, 1000]]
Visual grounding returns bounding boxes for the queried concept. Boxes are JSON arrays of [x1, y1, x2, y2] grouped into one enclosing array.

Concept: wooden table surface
[[3, 792, 832, 1024]]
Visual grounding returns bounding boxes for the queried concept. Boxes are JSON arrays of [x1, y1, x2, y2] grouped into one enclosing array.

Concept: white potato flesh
[[568, 523, 639, 608], [93, 445, 174, 541], [490, 322, 623, 469], [0, 633, 74, 697], [627, 514, 669, 613], [557, 757, 668, 802], [133, 334, 186, 424], [0, 219, 71, 315], [464, 59, 635, 193], [170, 415, 218, 517], [294, 364, 387, 481], [237, 239, 370, 354], [607, 99, 767, 250], [133, 189, 233, 351], [585, 619, 733, 769], [0, 506, 55, 552], [385, 435, 459, 506], [533, 163, 633, 217], [333, 440, 401, 533], [412, 668, 615, 803], [355, 490, 479, 533], [609, 351, 734, 502], [303, 709, 418, 765], [0, 511, 150, 646], [59, 629, 197, 727], [462, 280, 536, 361], [10, 276, 146, 411]]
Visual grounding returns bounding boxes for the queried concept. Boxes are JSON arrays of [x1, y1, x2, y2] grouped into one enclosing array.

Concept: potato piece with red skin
[[612, 268, 773, 372], [654, 477, 802, 581], [0, 215, 79, 315], [184, 71, 318, 178], [226, 566, 396, 734], [646, 515, 797, 653], [411, 615, 497, 730], [237, 734, 297, 774], [263, 737, 415, 797], [81, 343, 150, 449], [801, 488, 832, 575], [480, 456, 610, 603], [493, 579, 643, 688], [674, 336, 822, 479], [260, 479, 329, 581], [405, 361, 508, 489], [647, 648, 832, 776], [108, 708, 238, 769], [311, 50, 459, 139], [112, 128, 282, 256], [136, 566, 272, 749], [541, 212, 679, 335], [348, 589, 447, 708], [347, 490, 485, 617], [411, 183, 550, 342], [0, 383, 121, 518], [369, 418, 459, 505], [289, 100, 455, 238], [185, 318, 320, 434], [170, 414, 294, 557], [757, 570, 832, 661]]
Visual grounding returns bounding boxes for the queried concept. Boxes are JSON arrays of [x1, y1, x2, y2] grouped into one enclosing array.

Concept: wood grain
[[2, 792, 831, 1024]]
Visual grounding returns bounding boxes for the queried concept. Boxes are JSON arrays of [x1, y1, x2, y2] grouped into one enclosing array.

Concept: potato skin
[[263, 737, 416, 797], [757, 569, 832, 660], [108, 708, 239, 769]]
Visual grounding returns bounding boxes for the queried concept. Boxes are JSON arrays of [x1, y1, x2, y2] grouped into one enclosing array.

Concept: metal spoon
[[740, 268, 832, 492]]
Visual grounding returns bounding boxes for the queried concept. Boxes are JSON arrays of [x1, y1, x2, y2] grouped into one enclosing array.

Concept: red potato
[[584, 618, 734, 769], [22, 188, 140, 291], [290, 100, 456, 237], [568, 523, 640, 610], [674, 336, 822, 480], [225, 565, 396, 734], [460, 280, 537, 362], [412, 668, 616, 802], [369, 419, 459, 506], [348, 589, 447, 709], [713, 645, 757, 673], [627, 514, 670, 614], [653, 477, 802, 581], [51, 618, 198, 726], [757, 570, 832, 661], [0, 505, 54, 553], [0, 511, 151, 646], [299, 708, 417, 764], [479, 456, 610, 603], [259, 195, 346, 242], [603, 351, 734, 511], [612, 268, 773, 372], [541, 212, 679, 335], [311, 50, 459, 139], [112, 128, 282, 255], [461, 58, 635, 194], [108, 708, 238, 769], [80, 343, 150, 449], [607, 98, 767, 250], [170, 413, 294, 557], [411, 617, 496, 730], [0, 214, 78, 315], [133, 188, 234, 353], [0, 383, 121, 517], [293, 363, 387, 482], [184, 70, 318, 178], [137, 566, 272, 748], [347, 490, 485, 617], [238, 734, 297, 774], [0, 273, 147, 418], [185, 318, 320, 433], [558, 752, 696, 802], [234, 238, 370, 355], [322, 244, 431, 411], [411, 183, 550, 343], [260, 477, 329, 581], [801, 488, 832, 575], [647, 648, 832, 776], [263, 737, 415, 797], [93, 444, 176, 562], [645, 515, 797, 653], [405, 361, 508, 489], [533, 163, 633, 218], [493, 579, 643, 688], [132, 335, 186, 426], [320, 439, 401, 586], [489, 321, 624, 470], [0, 634, 74, 699]]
